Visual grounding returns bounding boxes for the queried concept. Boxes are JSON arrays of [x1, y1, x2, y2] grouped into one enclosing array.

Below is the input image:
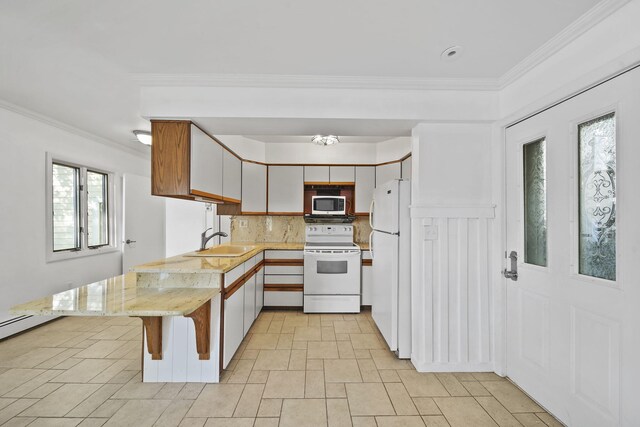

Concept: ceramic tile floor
[[0, 310, 563, 427]]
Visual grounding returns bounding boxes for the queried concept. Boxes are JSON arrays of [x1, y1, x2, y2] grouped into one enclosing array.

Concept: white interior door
[[123, 174, 166, 271], [505, 68, 640, 426]]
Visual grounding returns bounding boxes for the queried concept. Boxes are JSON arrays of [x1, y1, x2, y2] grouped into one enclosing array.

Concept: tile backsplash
[[229, 216, 371, 243]]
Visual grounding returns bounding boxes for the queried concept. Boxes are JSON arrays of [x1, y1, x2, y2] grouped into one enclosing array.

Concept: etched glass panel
[[523, 138, 547, 266], [579, 112, 616, 281]]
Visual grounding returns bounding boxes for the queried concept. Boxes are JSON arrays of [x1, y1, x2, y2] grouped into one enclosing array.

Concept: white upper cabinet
[[241, 162, 267, 214], [375, 162, 401, 187], [401, 156, 412, 180], [304, 166, 329, 183], [355, 166, 375, 214], [330, 166, 355, 183], [223, 150, 242, 202], [268, 166, 304, 213], [190, 124, 223, 198]]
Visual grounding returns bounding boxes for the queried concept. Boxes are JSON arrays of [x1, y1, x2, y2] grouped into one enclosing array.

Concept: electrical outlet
[[239, 219, 248, 228], [266, 217, 273, 231], [424, 225, 438, 240]]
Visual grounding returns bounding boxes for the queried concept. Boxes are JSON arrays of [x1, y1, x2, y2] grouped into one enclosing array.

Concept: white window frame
[[46, 153, 118, 262]]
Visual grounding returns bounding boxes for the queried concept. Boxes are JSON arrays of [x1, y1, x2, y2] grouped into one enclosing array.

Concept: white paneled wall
[[411, 206, 494, 372], [143, 293, 221, 382]]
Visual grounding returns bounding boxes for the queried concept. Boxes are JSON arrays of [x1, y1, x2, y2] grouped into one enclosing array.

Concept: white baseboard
[[411, 358, 496, 373], [0, 315, 59, 340]]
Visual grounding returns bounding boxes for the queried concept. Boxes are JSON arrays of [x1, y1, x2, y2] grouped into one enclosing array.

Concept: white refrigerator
[[369, 179, 411, 359]]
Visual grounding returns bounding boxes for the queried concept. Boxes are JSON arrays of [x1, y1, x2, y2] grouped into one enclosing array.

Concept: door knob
[[125, 239, 137, 244]]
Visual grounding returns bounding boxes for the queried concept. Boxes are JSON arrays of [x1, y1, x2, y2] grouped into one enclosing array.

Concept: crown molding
[[131, 73, 500, 91], [499, 0, 630, 89], [0, 99, 150, 159]]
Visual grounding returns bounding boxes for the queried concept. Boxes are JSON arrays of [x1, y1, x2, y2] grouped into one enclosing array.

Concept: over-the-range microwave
[[311, 196, 346, 215]]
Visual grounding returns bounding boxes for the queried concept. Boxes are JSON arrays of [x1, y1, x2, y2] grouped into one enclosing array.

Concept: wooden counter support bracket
[[185, 300, 211, 360], [137, 316, 163, 360]]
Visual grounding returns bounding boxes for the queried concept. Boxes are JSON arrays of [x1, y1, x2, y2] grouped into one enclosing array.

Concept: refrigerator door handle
[[369, 231, 374, 261], [369, 199, 375, 228]]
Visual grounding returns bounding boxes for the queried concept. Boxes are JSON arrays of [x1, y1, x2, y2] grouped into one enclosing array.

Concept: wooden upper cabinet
[[375, 162, 401, 188], [151, 120, 224, 202], [330, 166, 355, 183], [223, 150, 242, 203], [401, 156, 412, 180], [355, 166, 375, 214], [241, 162, 267, 214], [268, 166, 304, 214], [304, 166, 329, 183]]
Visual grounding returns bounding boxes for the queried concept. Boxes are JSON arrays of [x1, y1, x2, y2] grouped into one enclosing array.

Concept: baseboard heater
[[0, 315, 33, 328]]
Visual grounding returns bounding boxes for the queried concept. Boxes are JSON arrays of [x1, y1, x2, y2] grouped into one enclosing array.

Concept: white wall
[[0, 105, 150, 338], [216, 135, 266, 163], [264, 142, 378, 164], [141, 86, 499, 123], [500, 0, 640, 119], [410, 123, 495, 372], [375, 137, 412, 163]]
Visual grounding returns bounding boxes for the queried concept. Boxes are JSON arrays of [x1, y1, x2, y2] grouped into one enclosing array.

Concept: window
[[523, 138, 547, 267], [47, 155, 116, 261], [578, 112, 616, 281]]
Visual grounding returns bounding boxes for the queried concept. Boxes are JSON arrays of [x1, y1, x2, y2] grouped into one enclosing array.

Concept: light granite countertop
[[10, 273, 219, 317], [132, 242, 306, 274], [132, 241, 369, 274], [12, 241, 369, 317]]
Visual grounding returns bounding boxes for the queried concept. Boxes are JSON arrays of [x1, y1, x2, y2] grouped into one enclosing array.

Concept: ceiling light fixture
[[440, 45, 463, 62], [133, 130, 152, 146], [312, 135, 340, 146]]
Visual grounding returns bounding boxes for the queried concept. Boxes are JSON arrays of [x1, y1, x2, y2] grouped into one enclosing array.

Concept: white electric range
[[303, 224, 361, 313]]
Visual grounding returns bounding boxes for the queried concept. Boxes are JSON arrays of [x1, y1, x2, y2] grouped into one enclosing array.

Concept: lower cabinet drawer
[[265, 265, 304, 275], [264, 275, 304, 285], [264, 291, 303, 307]]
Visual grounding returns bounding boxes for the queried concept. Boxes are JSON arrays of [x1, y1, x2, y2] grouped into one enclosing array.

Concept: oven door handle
[[304, 250, 360, 256]]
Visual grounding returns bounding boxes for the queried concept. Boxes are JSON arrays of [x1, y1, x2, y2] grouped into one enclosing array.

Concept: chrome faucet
[[200, 228, 228, 250]]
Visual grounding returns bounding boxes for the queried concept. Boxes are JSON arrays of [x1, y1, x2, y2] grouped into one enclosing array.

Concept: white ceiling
[[0, 0, 610, 149]]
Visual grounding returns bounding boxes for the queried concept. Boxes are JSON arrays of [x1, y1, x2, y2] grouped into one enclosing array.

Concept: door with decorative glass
[[505, 68, 640, 426]]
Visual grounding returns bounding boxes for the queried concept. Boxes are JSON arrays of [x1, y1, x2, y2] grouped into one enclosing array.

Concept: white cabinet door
[[223, 285, 244, 368], [243, 273, 256, 335], [355, 166, 375, 214], [255, 267, 264, 318], [223, 150, 242, 202], [375, 163, 401, 188], [330, 166, 355, 183], [268, 166, 304, 213], [401, 156, 412, 180], [190, 124, 223, 198], [361, 251, 373, 305], [241, 162, 267, 213], [304, 166, 329, 183]]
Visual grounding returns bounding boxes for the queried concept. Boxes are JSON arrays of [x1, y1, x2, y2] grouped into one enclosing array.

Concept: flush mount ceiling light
[[440, 45, 464, 62], [312, 135, 340, 146], [133, 130, 152, 146]]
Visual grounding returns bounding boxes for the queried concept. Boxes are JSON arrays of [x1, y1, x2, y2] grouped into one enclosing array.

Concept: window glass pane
[[523, 138, 547, 266], [52, 163, 80, 251], [87, 171, 109, 247], [579, 112, 616, 281]]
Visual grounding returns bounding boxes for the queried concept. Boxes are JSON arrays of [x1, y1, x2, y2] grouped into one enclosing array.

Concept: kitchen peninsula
[[10, 242, 307, 383]]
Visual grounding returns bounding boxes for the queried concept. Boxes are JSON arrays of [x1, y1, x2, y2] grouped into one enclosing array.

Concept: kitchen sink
[[185, 245, 256, 257]]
